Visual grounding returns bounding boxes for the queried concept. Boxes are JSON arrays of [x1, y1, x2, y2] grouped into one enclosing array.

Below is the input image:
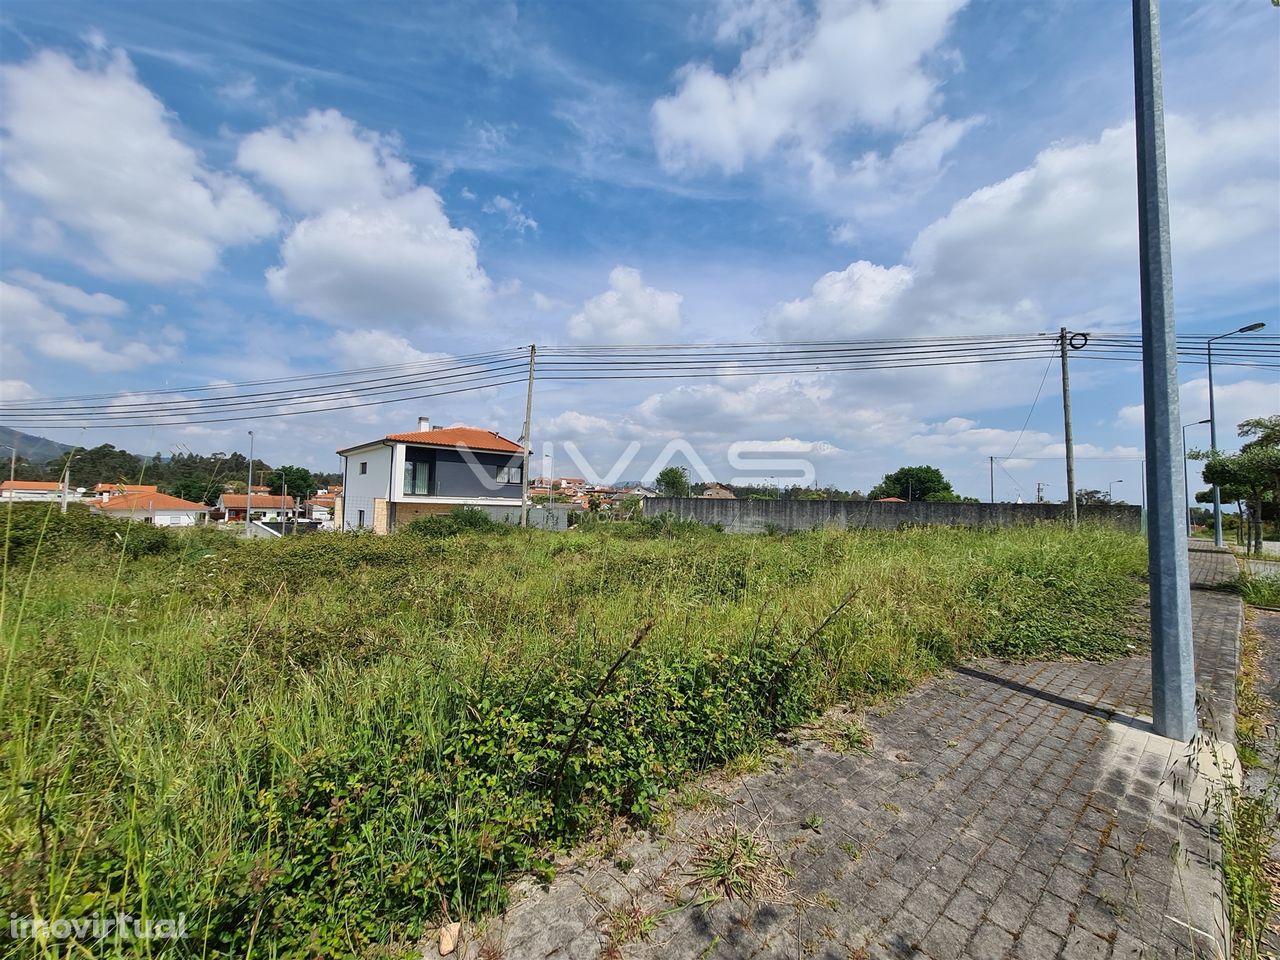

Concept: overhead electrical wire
[[3, 331, 1275, 429]]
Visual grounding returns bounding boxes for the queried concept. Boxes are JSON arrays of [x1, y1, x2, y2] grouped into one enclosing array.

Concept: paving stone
[[919, 915, 970, 960], [1060, 926, 1110, 959], [967, 920, 1017, 959], [985, 890, 1035, 936]]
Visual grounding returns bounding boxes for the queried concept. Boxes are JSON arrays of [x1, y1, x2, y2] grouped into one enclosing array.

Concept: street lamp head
[[1237, 322, 1266, 334]]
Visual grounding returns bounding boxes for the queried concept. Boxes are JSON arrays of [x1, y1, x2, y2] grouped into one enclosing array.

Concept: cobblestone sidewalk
[[464, 549, 1242, 960]]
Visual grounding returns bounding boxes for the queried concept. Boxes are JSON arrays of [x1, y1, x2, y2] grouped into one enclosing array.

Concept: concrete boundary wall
[[642, 497, 1142, 533]]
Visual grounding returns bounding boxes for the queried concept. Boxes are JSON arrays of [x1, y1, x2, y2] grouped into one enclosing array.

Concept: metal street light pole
[[1109, 479, 1124, 503], [1182, 418, 1211, 534], [245, 430, 255, 539], [1133, 0, 1195, 740], [1206, 322, 1266, 547]]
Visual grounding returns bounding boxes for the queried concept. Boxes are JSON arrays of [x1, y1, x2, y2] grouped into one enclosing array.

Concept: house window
[[403, 456, 432, 496], [357, 509, 366, 528], [496, 465, 522, 484], [359, 461, 368, 475]]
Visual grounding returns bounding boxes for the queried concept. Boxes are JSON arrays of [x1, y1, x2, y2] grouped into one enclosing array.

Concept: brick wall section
[[372, 498, 389, 535], [644, 497, 1142, 533]]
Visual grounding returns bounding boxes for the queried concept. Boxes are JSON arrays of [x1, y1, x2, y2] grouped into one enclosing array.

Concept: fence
[[641, 497, 1142, 534]]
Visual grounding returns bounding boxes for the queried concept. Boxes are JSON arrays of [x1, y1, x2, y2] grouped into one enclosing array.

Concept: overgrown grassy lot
[[0, 506, 1147, 957]]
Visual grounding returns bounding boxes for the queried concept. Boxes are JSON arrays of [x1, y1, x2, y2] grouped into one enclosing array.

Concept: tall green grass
[[0, 505, 1147, 957]]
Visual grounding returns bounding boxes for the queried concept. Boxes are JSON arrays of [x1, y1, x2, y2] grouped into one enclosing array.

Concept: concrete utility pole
[[245, 430, 255, 539], [1133, 0, 1195, 741], [989, 456, 995, 504], [519, 344, 536, 528], [1059, 328, 1078, 526]]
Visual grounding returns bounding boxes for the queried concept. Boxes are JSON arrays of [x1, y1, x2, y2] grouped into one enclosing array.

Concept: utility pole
[[1206, 323, 1266, 546], [60, 465, 70, 514], [989, 456, 995, 504], [245, 430, 255, 539], [1036, 481, 1049, 504], [519, 344, 536, 528], [1133, 0, 1195, 741], [1059, 328, 1077, 526]]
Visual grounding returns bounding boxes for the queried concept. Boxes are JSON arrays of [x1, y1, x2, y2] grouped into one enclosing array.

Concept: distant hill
[[0, 426, 74, 464]]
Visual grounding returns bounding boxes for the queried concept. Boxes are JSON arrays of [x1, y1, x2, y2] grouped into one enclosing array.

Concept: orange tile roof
[[220, 494, 296, 509], [0, 480, 62, 491], [94, 483, 158, 494], [97, 492, 207, 512], [381, 426, 523, 454]]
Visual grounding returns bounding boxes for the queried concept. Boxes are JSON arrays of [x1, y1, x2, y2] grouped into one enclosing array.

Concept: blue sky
[[0, 0, 1276, 500]]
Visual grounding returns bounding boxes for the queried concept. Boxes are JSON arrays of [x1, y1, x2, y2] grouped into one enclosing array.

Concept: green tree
[[868, 465, 956, 502], [166, 476, 221, 506], [1194, 443, 1280, 554], [655, 466, 691, 497], [264, 465, 317, 500], [1239, 415, 1280, 452], [48, 444, 145, 487]]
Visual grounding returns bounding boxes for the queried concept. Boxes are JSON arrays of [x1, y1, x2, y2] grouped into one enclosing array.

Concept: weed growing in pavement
[[1235, 573, 1280, 610], [690, 826, 786, 902]]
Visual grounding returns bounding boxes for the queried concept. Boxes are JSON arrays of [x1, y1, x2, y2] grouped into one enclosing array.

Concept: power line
[[3, 329, 1275, 430], [1003, 353, 1056, 460]]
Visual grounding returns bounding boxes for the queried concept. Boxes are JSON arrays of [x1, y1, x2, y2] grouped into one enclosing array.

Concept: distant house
[[700, 483, 737, 500], [875, 497, 907, 503], [217, 493, 298, 521], [91, 491, 208, 527], [305, 493, 336, 522], [336, 417, 525, 533], [94, 483, 159, 503], [619, 485, 658, 499], [222, 483, 270, 495], [0, 480, 65, 502]]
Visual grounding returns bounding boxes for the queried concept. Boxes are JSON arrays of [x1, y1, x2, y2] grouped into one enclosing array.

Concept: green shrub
[[1237, 573, 1280, 608], [400, 506, 508, 539]]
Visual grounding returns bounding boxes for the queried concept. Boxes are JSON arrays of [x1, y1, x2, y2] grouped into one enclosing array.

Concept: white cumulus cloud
[[652, 0, 968, 176], [237, 108, 414, 213], [763, 111, 1280, 340], [1, 49, 278, 283], [0, 280, 178, 371], [265, 188, 490, 326], [568, 266, 684, 344], [242, 111, 492, 328]]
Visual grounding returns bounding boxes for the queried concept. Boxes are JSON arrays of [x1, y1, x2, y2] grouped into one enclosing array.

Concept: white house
[[91, 491, 209, 527], [0, 480, 66, 502], [337, 417, 526, 533], [216, 494, 298, 522]]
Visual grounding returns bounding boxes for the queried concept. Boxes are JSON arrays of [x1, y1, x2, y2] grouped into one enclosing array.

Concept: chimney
[[417, 416, 430, 432]]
